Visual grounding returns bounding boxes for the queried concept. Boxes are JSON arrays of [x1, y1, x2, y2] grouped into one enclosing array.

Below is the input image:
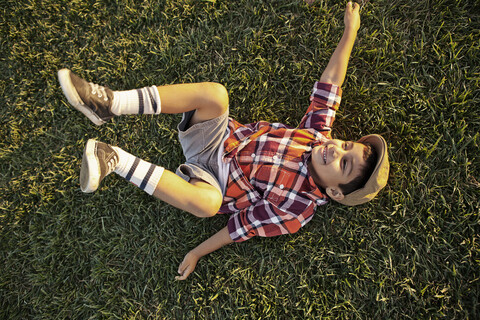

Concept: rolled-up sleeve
[[298, 82, 342, 135]]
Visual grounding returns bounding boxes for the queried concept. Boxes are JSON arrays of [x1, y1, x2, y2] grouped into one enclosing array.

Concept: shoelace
[[89, 82, 109, 101], [106, 153, 119, 174]]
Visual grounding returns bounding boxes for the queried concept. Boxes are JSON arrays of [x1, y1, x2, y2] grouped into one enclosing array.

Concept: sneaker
[[80, 139, 119, 193], [58, 68, 115, 125]]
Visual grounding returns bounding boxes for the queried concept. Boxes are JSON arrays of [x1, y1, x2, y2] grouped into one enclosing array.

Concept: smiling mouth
[[323, 145, 327, 164]]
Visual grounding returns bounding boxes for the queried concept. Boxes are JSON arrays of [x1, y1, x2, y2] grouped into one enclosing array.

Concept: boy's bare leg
[[153, 171, 223, 218], [81, 139, 223, 218], [58, 68, 228, 126], [156, 82, 229, 125]]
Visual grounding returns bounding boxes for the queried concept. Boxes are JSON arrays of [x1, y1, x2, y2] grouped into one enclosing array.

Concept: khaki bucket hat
[[338, 134, 390, 206]]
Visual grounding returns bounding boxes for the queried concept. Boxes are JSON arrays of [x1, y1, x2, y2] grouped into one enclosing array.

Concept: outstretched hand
[[344, 2, 361, 33], [174, 227, 233, 281], [175, 251, 199, 281]]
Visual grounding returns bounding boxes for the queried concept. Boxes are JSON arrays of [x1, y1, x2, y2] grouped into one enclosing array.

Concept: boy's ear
[[326, 187, 345, 201]]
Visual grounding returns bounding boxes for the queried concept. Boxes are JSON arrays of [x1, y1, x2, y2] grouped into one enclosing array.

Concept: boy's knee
[[189, 179, 223, 218], [206, 82, 229, 114], [197, 193, 222, 218]]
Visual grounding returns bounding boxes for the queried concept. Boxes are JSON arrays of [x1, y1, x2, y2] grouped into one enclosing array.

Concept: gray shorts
[[175, 110, 229, 194]]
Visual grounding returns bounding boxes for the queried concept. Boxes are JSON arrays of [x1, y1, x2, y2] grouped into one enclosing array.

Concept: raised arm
[[319, 2, 361, 87], [175, 226, 233, 280]]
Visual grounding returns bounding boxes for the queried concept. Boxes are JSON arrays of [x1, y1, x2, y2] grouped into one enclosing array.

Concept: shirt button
[[279, 184, 284, 190], [272, 155, 277, 161], [251, 153, 256, 158], [298, 162, 303, 167]]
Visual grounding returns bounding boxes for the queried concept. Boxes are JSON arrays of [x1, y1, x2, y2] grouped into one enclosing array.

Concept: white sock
[[111, 86, 161, 115], [113, 147, 164, 195]]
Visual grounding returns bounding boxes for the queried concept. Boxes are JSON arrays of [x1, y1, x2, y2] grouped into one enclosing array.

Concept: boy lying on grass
[[58, 2, 388, 280]]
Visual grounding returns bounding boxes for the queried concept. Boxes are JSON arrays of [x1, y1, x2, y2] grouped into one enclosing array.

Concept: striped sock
[[113, 147, 164, 195], [111, 86, 161, 115]]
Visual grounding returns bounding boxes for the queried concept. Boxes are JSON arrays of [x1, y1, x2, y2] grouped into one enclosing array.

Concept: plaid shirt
[[219, 82, 343, 242]]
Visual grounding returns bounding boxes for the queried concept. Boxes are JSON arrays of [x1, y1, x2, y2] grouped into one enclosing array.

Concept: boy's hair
[[339, 142, 377, 195]]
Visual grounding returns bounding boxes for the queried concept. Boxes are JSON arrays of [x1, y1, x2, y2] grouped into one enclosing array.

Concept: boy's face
[[309, 139, 367, 200]]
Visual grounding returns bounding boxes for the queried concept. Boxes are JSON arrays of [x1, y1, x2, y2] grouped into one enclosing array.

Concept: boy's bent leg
[[153, 172, 222, 218], [59, 68, 228, 126], [80, 139, 221, 218]]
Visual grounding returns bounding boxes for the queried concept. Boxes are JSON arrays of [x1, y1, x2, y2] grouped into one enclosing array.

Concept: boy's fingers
[[175, 265, 192, 281], [347, 1, 360, 11], [175, 275, 186, 280], [177, 259, 188, 274], [178, 264, 187, 275], [175, 274, 186, 280]]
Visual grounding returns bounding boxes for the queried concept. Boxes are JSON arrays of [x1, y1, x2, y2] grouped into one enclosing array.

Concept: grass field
[[1, 0, 479, 318]]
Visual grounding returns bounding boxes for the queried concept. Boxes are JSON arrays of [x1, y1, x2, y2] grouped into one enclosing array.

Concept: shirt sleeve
[[298, 82, 342, 136], [227, 200, 315, 242]]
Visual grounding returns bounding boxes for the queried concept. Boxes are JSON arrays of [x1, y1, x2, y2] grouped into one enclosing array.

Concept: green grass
[[1, 0, 479, 318]]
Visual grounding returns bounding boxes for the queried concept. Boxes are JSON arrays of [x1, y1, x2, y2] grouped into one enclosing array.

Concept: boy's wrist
[[341, 27, 358, 45], [343, 26, 358, 37], [189, 248, 202, 259]]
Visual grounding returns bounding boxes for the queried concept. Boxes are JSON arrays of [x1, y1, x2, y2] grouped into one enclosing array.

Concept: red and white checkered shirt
[[219, 82, 342, 242]]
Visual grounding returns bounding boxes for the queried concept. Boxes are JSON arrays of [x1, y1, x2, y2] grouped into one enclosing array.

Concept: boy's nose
[[331, 144, 342, 157], [330, 145, 346, 160]]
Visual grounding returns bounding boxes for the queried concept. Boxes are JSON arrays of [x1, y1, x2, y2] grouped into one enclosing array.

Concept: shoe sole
[[80, 139, 101, 193], [58, 69, 105, 126]]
